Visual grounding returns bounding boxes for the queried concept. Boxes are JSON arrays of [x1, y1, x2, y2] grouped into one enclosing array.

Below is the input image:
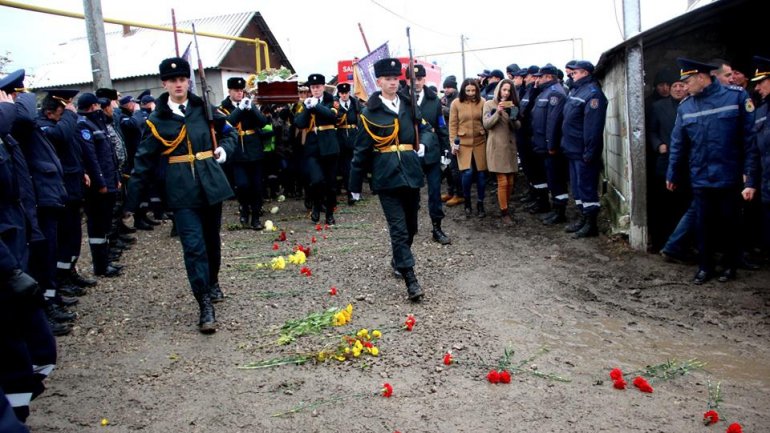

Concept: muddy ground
[[27, 185, 770, 433]]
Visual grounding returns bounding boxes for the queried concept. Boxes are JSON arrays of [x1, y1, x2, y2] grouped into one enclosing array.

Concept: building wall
[[601, 57, 631, 233]]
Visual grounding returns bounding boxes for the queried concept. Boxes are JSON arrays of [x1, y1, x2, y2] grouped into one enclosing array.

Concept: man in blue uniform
[[666, 58, 758, 284], [518, 65, 548, 211], [295, 73, 340, 225], [218, 77, 268, 229], [530, 64, 568, 224], [0, 71, 57, 425], [749, 56, 770, 254], [349, 58, 437, 302], [126, 57, 236, 333], [560, 60, 608, 237], [403, 64, 451, 245]]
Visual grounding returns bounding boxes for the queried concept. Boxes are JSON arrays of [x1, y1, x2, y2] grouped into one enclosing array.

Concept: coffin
[[255, 81, 299, 104]]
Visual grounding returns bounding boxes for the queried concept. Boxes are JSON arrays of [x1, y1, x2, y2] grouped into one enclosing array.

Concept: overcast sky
[[1, 0, 688, 82]]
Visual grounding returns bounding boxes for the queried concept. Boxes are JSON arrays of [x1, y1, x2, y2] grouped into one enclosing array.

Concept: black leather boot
[[542, 203, 566, 225], [573, 213, 599, 238], [194, 292, 217, 334], [325, 212, 336, 226], [69, 267, 97, 288], [400, 268, 424, 301], [46, 302, 77, 323], [250, 214, 264, 231], [431, 219, 451, 245], [564, 214, 587, 233], [476, 202, 486, 218], [210, 283, 225, 303], [134, 209, 154, 231], [527, 190, 551, 214], [390, 259, 403, 279], [239, 204, 250, 227], [464, 201, 473, 219]]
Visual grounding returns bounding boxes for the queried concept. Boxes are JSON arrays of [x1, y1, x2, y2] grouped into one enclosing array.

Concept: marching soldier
[[334, 82, 361, 205], [349, 58, 437, 302], [126, 57, 236, 333], [403, 64, 451, 244], [218, 77, 268, 229], [295, 73, 340, 225]]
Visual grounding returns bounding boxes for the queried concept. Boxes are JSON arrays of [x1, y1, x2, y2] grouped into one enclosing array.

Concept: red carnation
[[381, 383, 393, 398], [404, 315, 416, 331], [726, 423, 742, 433], [613, 379, 627, 390], [364, 341, 373, 348], [278, 231, 287, 241], [311, 236, 317, 243], [315, 224, 322, 231], [703, 410, 719, 425], [487, 370, 500, 384], [324, 223, 330, 230], [499, 370, 511, 384], [329, 286, 337, 295], [632, 376, 654, 393], [609, 368, 624, 381], [300, 266, 312, 277], [272, 243, 279, 250], [443, 352, 453, 366]]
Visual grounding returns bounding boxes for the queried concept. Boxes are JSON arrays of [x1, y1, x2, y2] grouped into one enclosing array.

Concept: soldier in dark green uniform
[[218, 77, 268, 229], [126, 57, 236, 333], [349, 58, 437, 302], [334, 82, 361, 205], [295, 74, 340, 225]]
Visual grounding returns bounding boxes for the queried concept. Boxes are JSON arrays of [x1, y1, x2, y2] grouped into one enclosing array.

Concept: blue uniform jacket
[[10, 93, 67, 208], [119, 108, 146, 177], [39, 110, 86, 201], [753, 97, 769, 202], [75, 110, 120, 193], [530, 80, 566, 154], [560, 76, 608, 162], [667, 80, 757, 189]]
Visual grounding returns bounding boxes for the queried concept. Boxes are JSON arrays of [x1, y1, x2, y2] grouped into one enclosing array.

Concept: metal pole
[[358, 23, 371, 53], [460, 34, 466, 80], [623, 0, 647, 250], [82, 0, 111, 88]]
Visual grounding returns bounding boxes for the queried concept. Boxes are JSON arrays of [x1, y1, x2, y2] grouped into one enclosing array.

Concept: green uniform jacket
[[401, 86, 449, 165], [126, 92, 236, 210], [218, 97, 268, 161], [294, 91, 340, 157], [349, 91, 434, 193]]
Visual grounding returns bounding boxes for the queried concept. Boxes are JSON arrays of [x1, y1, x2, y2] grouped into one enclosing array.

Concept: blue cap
[[42, 88, 79, 102], [98, 97, 111, 108], [751, 56, 770, 82], [565, 60, 578, 70], [534, 64, 558, 77], [490, 69, 504, 80], [140, 95, 155, 105], [478, 69, 490, 77], [77, 92, 99, 110], [506, 63, 521, 74], [573, 60, 595, 73], [137, 89, 151, 100], [0, 69, 25, 93], [526, 65, 540, 76], [119, 95, 134, 105], [676, 57, 718, 81]]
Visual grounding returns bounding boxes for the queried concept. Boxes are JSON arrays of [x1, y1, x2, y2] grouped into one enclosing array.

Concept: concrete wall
[[601, 58, 631, 233]]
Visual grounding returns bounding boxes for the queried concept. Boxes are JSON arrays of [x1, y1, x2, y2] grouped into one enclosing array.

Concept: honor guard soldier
[[530, 64, 569, 224], [126, 57, 236, 333], [295, 73, 340, 225], [334, 82, 361, 205], [403, 63, 451, 244], [0, 72, 57, 425], [349, 58, 437, 302], [560, 60, 608, 238], [666, 58, 758, 284], [38, 89, 97, 296], [218, 76, 268, 229]]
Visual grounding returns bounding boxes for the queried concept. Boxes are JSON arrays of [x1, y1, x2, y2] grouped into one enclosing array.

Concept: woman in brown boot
[[483, 79, 519, 225]]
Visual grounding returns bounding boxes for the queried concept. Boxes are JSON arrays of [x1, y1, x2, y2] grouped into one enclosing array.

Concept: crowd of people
[[2, 51, 769, 429]]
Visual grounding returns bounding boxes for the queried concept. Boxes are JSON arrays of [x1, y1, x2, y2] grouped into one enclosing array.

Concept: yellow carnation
[[372, 330, 382, 339], [270, 256, 286, 270], [357, 329, 369, 339], [370, 346, 379, 356]]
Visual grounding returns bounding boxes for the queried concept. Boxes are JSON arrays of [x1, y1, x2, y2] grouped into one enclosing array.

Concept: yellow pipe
[[0, 0, 268, 70]]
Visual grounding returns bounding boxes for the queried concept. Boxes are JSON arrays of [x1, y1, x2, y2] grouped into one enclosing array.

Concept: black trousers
[[56, 200, 83, 271], [174, 204, 223, 296], [84, 191, 116, 273], [693, 187, 740, 272], [304, 154, 338, 215], [378, 187, 421, 269]]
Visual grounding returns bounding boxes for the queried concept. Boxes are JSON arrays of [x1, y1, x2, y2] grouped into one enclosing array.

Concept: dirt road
[[28, 194, 770, 432]]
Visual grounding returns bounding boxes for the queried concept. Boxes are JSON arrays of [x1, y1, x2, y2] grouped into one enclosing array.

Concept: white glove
[[214, 147, 227, 164], [415, 145, 425, 158], [351, 192, 361, 200], [238, 97, 252, 110], [440, 152, 451, 171], [303, 97, 313, 109]]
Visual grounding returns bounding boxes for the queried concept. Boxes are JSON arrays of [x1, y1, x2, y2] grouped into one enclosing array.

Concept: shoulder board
[[726, 85, 745, 92], [77, 115, 86, 123]]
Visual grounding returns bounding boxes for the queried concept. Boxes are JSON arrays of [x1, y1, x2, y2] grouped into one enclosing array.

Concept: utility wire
[[368, 0, 458, 38]]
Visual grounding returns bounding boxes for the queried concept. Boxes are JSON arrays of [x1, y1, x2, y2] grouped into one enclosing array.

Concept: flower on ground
[[315, 223, 322, 231], [726, 423, 742, 433], [369, 346, 379, 356], [381, 383, 393, 397], [300, 266, 312, 276], [288, 250, 307, 265], [278, 231, 287, 241], [632, 376, 654, 393], [270, 256, 286, 270], [329, 286, 337, 295], [372, 330, 382, 338], [100, 418, 109, 426], [324, 224, 330, 230], [264, 220, 275, 231], [609, 368, 624, 381], [499, 370, 512, 384], [613, 379, 627, 390], [404, 315, 416, 331], [272, 243, 279, 250], [311, 236, 317, 243], [703, 410, 719, 425], [294, 244, 311, 257], [323, 235, 328, 240], [487, 370, 500, 383], [333, 304, 353, 326], [443, 352, 453, 366]]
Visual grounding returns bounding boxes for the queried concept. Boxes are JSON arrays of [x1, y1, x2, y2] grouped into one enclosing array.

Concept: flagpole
[[172, 8, 179, 56]]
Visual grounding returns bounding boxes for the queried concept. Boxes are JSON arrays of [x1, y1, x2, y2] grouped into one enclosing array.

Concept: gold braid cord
[[360, 115, 399, 151], [146, 120, 187, 156]]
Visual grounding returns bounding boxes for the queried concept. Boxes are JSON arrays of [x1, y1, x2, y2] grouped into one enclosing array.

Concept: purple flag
[[355, 42, 389, 100], [182, 42, 197, 95]]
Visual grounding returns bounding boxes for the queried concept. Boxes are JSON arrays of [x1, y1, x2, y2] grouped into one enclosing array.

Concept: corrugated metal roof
[[32, 11, 253, 88]]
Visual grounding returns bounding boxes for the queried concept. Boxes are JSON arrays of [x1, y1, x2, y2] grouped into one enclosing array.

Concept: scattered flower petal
[[272, 243, 279, 250], [613, 379, 627, 390], [381, 383, 393, 397], [726, 423, 742, 433], [609, 368, 624, 381], [632, 376, 654, 393], [443, 352, 453, 366], [329, 286, 337, 295]]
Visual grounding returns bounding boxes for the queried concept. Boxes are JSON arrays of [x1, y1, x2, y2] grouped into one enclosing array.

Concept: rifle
[[406, 27, 420, 152], [191, 23, 218, 151]]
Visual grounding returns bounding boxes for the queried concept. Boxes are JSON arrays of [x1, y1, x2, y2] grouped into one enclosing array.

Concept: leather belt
[[313, 125, 336, 133], [340, 124, 357, 129], [376, 144, 413, 153], [168, 151, 214, 164], [239, 129, 257, 136]]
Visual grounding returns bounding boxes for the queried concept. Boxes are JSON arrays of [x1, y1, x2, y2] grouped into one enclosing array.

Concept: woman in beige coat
[[449, 78, 487, 217], [482, 78, 520, 225]]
